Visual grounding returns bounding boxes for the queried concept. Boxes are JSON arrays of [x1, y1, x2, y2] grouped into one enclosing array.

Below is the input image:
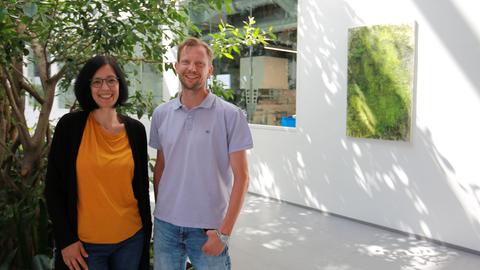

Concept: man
[[149, 37, 253, 270]]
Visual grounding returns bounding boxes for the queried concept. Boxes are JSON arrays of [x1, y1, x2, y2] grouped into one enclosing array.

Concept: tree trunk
[[0, 96, 7, 166]]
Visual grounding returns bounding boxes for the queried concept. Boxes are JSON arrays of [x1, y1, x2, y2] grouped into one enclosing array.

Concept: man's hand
[[61, 241, 88, 270], [201, 230, 226, 256]]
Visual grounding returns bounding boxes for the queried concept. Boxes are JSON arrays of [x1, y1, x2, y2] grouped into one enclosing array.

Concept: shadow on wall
[[247, 0, 480, 251], [413, 0, 480, 96]]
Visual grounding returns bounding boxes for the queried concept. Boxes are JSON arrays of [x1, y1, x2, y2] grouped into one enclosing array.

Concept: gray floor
[[230, 194, 480, 270]]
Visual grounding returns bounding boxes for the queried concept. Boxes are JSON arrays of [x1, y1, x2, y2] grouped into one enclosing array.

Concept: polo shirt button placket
[[186, 113, 194, 131]]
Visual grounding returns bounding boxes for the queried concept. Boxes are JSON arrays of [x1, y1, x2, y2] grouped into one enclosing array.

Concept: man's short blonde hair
[[177, 37, 213, 65]]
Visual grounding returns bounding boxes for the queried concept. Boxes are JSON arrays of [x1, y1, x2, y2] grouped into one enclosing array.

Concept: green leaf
[[232, 45, 240, 55], [224, 0, 233, 14], [223, 52, 234, 59], [254, 28, 260, 37]]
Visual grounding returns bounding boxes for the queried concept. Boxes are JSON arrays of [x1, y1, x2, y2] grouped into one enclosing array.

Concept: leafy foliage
[[209, 17, 275, 60], [0, 149, 51, 269], [347, 24, 415, 141], [210, 76, 234, 101], [119, 90, 157, 120]]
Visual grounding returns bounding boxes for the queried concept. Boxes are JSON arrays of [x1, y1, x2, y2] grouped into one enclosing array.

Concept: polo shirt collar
[[173, 96, 183, 110], [174, 91, 215, 110], [198, 91, 215, 109]]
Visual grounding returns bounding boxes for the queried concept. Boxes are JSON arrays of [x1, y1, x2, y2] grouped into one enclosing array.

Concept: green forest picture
[[347, 23, 416, 141]]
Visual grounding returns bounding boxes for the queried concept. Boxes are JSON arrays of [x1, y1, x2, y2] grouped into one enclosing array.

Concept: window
[[189, 0, 298, 127], [124, 62, 164, 104]]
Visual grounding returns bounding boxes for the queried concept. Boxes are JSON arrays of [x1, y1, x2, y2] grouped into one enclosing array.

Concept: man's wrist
[[214, 229, 230, 247]]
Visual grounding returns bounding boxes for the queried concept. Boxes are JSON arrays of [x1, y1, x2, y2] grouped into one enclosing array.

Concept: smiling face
[[90, 64, 119, 109], [175, 45, 213, 92]]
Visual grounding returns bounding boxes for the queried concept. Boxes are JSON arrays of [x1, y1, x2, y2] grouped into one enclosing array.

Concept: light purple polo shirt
[[149, 92, 253, 229]]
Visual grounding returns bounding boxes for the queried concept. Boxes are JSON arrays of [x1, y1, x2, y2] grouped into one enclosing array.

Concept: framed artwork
[[347, 23, 416, 141]]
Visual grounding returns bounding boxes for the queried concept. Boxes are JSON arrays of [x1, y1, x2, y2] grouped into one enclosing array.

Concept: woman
[[45, 56, 151, 270]]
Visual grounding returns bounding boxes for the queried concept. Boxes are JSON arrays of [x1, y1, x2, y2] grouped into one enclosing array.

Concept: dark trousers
[[83, 230, 144, 270]]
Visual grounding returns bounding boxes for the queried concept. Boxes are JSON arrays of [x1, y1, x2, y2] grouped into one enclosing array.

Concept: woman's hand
[[61, 241, 88, 270]]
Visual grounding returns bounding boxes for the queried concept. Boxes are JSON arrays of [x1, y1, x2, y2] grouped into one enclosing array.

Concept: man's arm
[[219, 150, 249, 235], [202, 150, 249, 256], [153, 150, 165, 203]]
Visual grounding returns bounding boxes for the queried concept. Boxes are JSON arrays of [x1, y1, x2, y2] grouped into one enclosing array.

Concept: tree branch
[[44, 0, 60, 60], [0, 138, 21, 191], [20, 80, 44, 104], [0, 67, 31, 149], [29, 33, 59, 147], [10, 64, 45, 104], [48, 64, 67, 85], [30, 35, 49, 85], [116, 56, 164, 64], [4, 67, 21, 106], [0, 99, 7, 165], [32, 82, 55, 147]]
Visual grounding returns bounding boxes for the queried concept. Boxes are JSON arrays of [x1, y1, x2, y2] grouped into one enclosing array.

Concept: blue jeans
[[154, 218, 231, 270], [83, 229, 144, 270]]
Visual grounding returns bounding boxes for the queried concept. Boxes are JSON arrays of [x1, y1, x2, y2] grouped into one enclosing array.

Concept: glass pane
[[124, 62, 164, 105], [187, 0, 298, 127]]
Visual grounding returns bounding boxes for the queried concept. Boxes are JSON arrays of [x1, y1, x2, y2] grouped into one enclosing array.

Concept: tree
[[0, 0, 194, 177], [0, 0, 271, 268]]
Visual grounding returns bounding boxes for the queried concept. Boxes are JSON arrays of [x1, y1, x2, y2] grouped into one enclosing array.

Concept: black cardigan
[[45, 111, 152, 270]]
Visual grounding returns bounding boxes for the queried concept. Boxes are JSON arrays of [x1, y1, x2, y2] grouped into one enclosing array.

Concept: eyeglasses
[[90, 77, 119, 88]]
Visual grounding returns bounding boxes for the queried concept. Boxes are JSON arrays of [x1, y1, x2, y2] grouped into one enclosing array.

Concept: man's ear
[[208, 65, 213, 76]]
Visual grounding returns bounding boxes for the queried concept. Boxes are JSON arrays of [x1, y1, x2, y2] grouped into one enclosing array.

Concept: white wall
[[247, 0, 480, 252]]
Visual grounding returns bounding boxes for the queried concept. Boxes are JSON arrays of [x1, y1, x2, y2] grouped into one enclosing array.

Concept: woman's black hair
[[74, 55, 128, 111]]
